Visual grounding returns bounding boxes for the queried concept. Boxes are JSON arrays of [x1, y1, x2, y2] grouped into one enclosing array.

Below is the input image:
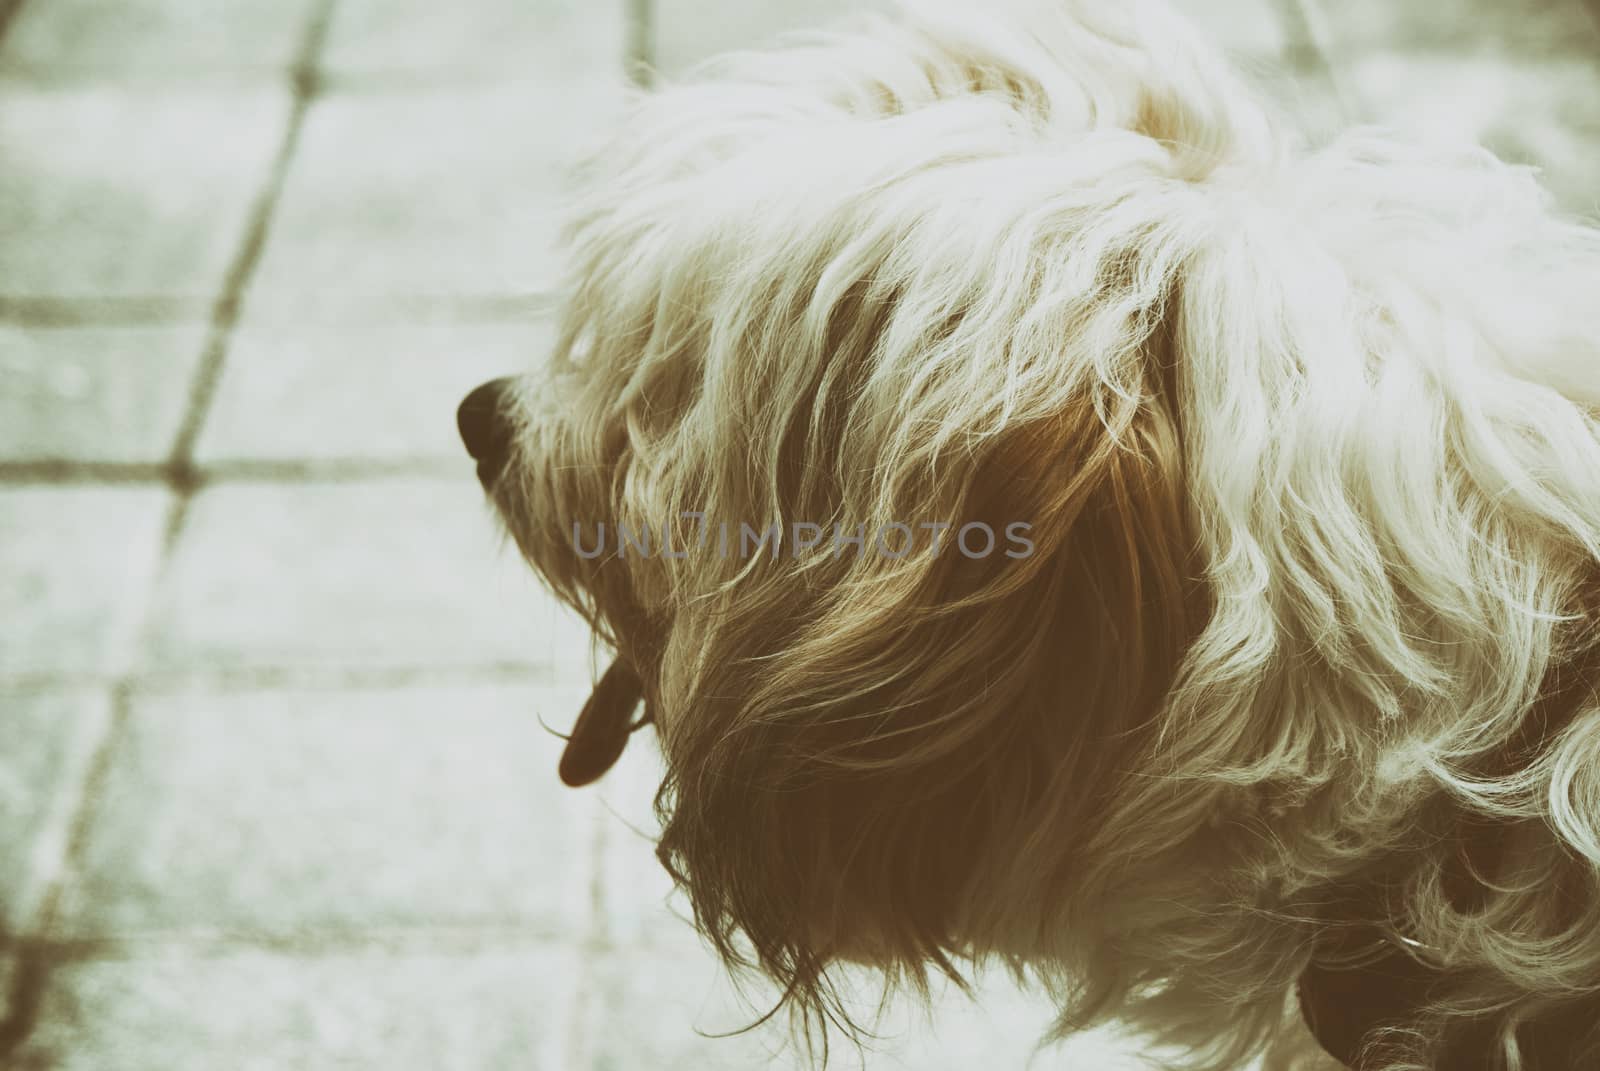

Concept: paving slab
[[1305, 0, 1600, 54], [580, 912, 805, 1071], [322, 0, 626, 85], [653, 0, 1287, 78], [0, 688, 112, 933], [0, 87, 290, 301], [582, 930, 1156, 1071], [196, 319, 553, 466], [0, 487, 171, 678], [9, 942, 579, 1071], [1168, 0, 1290, 58], [877, 988, 1156, 1071], [244, 86, 623, 311], [1339, 51, 1600, 217], [651, 0, 881, 78], [591, 732, 689, 951], [0, 0, 319, 77], [142, 478, 602, 676], [55, 682, 595, 936], [0, 323, 208, 464]]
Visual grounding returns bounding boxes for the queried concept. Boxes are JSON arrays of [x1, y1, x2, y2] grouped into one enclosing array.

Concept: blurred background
[[0, 0, 1596, 1068]]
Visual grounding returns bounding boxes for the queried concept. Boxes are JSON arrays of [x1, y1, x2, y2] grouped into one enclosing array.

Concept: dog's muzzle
[[457, 377, 652, 786]]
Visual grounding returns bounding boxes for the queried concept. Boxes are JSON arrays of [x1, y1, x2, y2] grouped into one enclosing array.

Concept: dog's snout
[[457, 377, 516, 480]]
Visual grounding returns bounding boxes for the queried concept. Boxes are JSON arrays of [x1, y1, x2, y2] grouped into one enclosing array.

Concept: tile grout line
[[0, 461, 172, 486], [0, 0, 27, 46], [563, 803, 611, 1070], [567, 6, 654, 1064], [560, 5, 650, 1061], [0, 684, 112, 1051], [1582, 0, 1600, 47], [0, 292, 560, 328], [0, 1, 343, 1057], [0, 68, 640, 91], [165, 0, 340, 486], [625, 0, 655, 88], [0, 661, 576, 697], [0, 683, 131, 1056], [0, 296, 211, 325], [0, 459, 469, 486], [2, 930, 597, 962]]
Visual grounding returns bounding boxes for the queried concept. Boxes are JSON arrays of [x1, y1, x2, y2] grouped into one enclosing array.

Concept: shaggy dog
[[457, 2, 1600, 1067]]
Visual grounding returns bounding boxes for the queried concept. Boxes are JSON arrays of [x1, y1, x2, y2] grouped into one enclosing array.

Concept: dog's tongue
[[560, 658, 646, 787]]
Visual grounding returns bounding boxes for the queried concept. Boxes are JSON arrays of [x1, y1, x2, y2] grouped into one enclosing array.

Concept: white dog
[[458, 2, 1600, 1067]]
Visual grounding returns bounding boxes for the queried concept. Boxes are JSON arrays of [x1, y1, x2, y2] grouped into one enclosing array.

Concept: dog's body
[[461, 2, 1600, 1067]]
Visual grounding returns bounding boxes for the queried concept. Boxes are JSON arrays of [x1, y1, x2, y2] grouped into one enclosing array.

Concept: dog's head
[[461, 2, 1600, 1066]]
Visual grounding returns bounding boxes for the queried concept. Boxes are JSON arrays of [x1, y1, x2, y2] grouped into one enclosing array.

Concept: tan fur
[[481, 2, 1600, 1067]]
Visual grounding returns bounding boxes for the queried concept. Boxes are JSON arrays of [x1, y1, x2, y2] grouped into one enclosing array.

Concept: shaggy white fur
[[476, 2, 1600, 1068]]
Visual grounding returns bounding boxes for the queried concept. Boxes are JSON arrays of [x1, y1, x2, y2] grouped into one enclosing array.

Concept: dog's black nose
[[457, 377, 516, 481]]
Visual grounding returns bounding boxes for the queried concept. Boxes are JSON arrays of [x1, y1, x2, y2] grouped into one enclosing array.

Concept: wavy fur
[[486, 2, 1600, 1067]]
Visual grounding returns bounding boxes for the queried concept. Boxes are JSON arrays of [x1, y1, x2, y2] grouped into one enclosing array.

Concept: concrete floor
[[1, 0, 1597, 1067]]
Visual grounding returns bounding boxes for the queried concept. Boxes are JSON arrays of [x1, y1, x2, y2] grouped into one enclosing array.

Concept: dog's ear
[[651, 347, 1204, 1033], [558, 659, 646, 787]]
